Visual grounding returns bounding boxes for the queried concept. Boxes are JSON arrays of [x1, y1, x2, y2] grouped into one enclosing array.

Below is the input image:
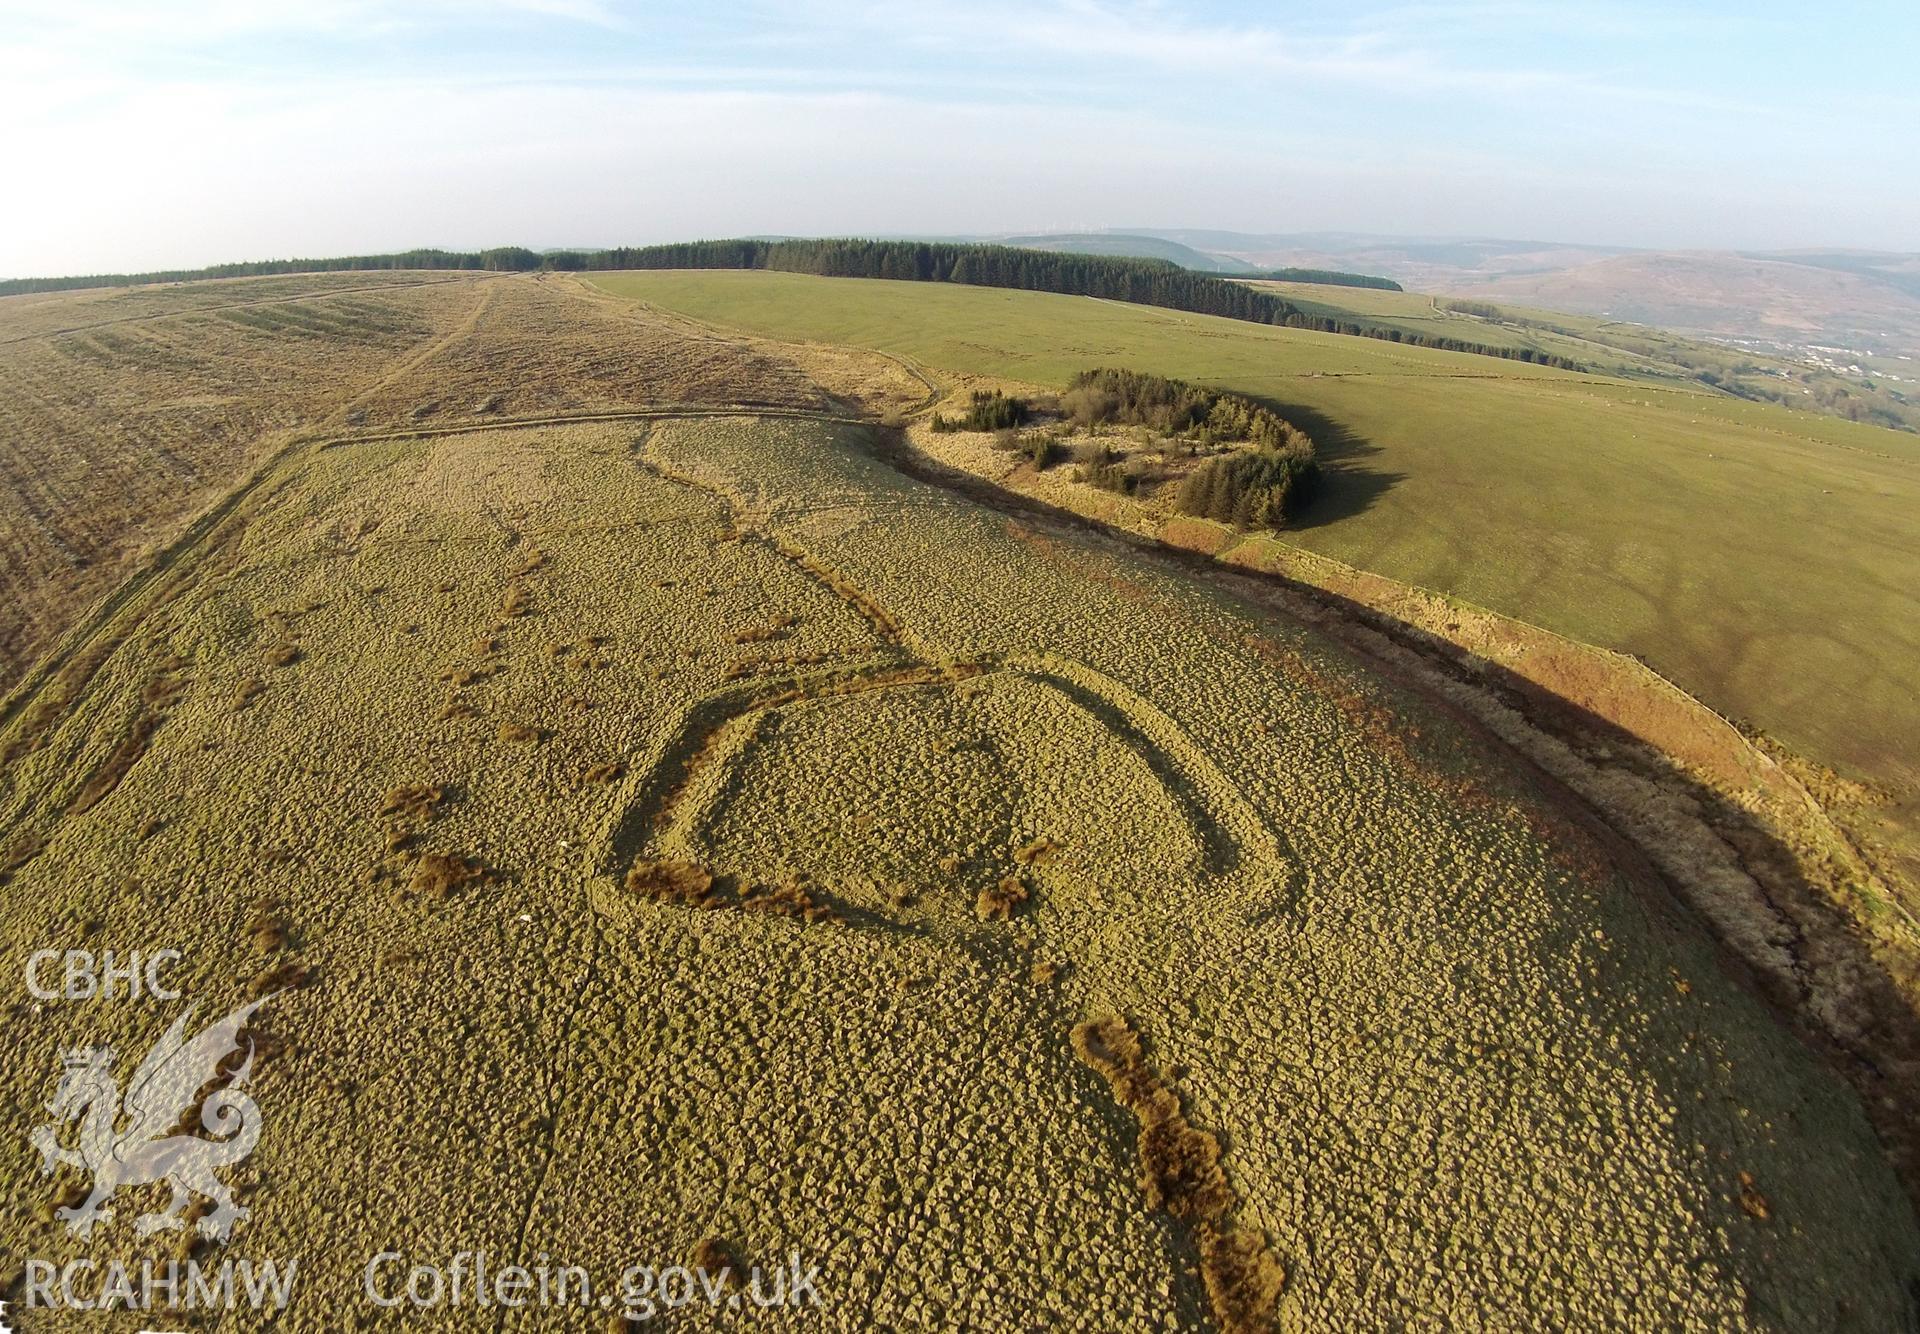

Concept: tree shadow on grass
[[1252, 396, 1404, 530]]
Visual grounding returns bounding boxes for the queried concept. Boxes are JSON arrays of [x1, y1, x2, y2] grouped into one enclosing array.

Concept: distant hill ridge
[[0, 237, 1570, 369], [995, 232, 1258, 274], [995, 232, 1402, 289]]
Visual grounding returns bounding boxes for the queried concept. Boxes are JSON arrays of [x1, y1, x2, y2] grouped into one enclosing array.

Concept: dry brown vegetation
[[247, 955, 315, 1000], [739, 872, 839, 924], [0, 270, 856, 701], [342, 275, 840, 426], [975, 873, 1030, 922], [0, 276, 473, 692], [407, 851, 486, 903], [1072, 1015, 1285, 1333], [625, 857, 717, 907], [379, 783, 445, 822], [249, 907, 289, 954]]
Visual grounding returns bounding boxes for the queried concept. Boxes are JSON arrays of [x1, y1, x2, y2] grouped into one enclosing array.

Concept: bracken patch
[[409, 851, 487, 903], [626, 858, 717, 908], [741, 872, 839, 924], [1071, 1014, 1284, 1333], [381, 783, 446, 821], [976, 874, 1029, 922]]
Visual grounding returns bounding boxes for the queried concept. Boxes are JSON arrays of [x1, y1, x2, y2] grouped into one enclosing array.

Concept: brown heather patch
[[976, 874, 1029, 922], [625, 859, 841, 926], [1072, 1014, 1284, 1334], [690, 1237, 740, 1289], [0, 832, 47, 882], [499, 583, 533, 618], [248, 908, 288, 954], [731, 615, 798, 645], [409, 851, 487, 903], [1014, 836, 1063, 866], [740, 872, 839, 925], [69, 711, 164, 816], [381, 783, 446, 821], [248, 956, 314, 1001], [724, 650, 832, 681], [626, 858, 717, 908]]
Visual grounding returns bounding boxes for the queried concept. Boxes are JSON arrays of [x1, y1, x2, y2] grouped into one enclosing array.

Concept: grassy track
[[589, 269, 1920, 795]]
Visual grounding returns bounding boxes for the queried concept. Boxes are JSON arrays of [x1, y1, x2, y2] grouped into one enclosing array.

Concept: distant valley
[[1105, 228, 1920, 369]]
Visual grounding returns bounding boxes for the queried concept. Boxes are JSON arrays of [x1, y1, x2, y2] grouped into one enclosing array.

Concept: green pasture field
[[590, 269, 1920, 797]]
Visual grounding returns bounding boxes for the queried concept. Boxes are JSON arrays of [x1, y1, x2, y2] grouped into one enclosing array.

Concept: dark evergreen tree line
[[593, 238, 1309, 325], [1282, 313, 1582, 368]]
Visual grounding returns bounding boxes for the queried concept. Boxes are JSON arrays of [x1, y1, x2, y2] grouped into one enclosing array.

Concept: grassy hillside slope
[[589, 270, 1920, 800]]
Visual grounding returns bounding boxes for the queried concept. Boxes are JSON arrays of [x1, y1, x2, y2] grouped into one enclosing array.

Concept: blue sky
[[2, 0, 1916, 277]]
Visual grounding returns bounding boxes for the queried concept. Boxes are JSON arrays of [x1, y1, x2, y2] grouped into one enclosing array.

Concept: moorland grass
[[2, 412, 1914, 1326]]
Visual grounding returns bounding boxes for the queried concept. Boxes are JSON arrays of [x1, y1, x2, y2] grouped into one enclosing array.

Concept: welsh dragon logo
[[28, 997, 271, 1243]]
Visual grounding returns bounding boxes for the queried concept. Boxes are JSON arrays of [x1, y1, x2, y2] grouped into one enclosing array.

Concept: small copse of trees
[[932, 389, 1029, 433], [993, 430, 1067, 470], [1060, 368, 1312, 455], [1073, 442, 1143, 495], [1175, 449, 1318, 530], [1059, 369, 1319, 526]]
